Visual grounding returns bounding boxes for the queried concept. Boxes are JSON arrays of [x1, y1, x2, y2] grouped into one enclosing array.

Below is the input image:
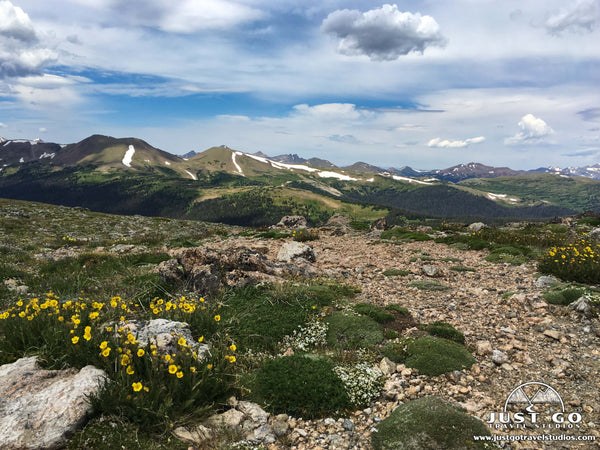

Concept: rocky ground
[[203, 230, 600, 449]]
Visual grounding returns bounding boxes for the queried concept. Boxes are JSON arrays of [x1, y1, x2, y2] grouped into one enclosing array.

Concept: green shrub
[[539, 241, 600, 284], [222, 283, 347, 352], [256, 230, 290, 239], [372, 396, 495, 450], [449, 266, 476, 272], [405, 336, 475, 376], [485, 244, 531, 265], [252, 354, 350, 418], [380, 338, 413, 363], [384, 304, 409, 315], [425, 321, 465, 344], [384, 329, 399, 339], [349, 221, 370, 231], [353, 303, 395, 324], [408, 280, 450, 291], [325, 312, 383, 349], [292, 228, 319, 242], [543, 287, 585, 305], [382, 268, 411, 277]]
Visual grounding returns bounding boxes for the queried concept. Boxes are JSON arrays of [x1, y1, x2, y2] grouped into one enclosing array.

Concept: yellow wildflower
[[71, 336, 79, 344], [137, 349, 145, 357], [132, 382, 143, 392], [168, 364, 177, 374]]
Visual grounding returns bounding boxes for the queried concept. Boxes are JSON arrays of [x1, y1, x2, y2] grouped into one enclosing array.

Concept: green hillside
[[459, 173, 600, 212]]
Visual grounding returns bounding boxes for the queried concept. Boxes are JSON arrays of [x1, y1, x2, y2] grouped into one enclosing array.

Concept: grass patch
[[325, 312, 383, 349], [405, 336, 475, 376], [425, 321, 465, 344], [382, 268, 411, 277], [372, 396, 495, 450], [449, 266, 476, 272], [384, 304, 409, 315], [543, 287, 585, 305], [221, 283, 352, 353], [349, 221, 371, 231], [251, 354, 350, 419], [292, 228, 319, 242], [353, 303, 395, 324], [408, 280, 450, 291]]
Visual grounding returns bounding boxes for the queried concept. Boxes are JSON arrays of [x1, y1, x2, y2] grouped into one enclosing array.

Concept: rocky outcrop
[[0, 357, 106, 449], [119, 318, 209, 360], [158, 245, 319, 294], [275, 216, 308, 229], [277, 242, 316, 263]]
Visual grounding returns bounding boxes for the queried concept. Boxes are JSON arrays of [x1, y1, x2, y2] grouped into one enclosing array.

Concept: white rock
[[0, 357, 106, 450], [277, 241, 316, 262]]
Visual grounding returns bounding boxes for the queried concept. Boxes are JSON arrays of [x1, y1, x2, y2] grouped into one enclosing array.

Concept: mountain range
[[0, 134, 598, 226]]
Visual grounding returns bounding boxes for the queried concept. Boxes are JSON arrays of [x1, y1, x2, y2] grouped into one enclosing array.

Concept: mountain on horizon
[[0, 133, 597, 225]]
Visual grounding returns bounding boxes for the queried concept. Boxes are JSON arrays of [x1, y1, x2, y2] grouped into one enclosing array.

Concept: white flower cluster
[[333, 362, 385, 407], [280, 318, 328, 352]]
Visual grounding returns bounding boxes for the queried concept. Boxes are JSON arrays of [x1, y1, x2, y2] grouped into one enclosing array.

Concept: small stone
[[401, 368, 413, 377], [342, 419, 355, 431], [476, 341, 493, 356], [422, 265, 438, 277], [379, 357, 396, 375], [543, 329, 562, 340], [172, 425, 213, 445], [492, 349, 509, 365]]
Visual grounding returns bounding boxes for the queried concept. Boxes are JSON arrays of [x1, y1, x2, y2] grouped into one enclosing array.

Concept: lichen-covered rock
[[276, 215, 308, 229], [119, 318, 209, 360], [277, 242, 316, 263], [0, 356, 106, 450], [372, 396, 494, 450]]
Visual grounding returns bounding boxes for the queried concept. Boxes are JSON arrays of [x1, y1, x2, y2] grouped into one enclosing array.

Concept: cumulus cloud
[[321, 4, 447, 61], [0, 1, 57, 77], [328, 134, 360, 144], [427, 136, 486, 148], [0, 122, 7, 127], [293, 103, 362, 120], [544, 0, 599, 35], [504, 114, 555, 145], [110, 0, 264, 33]]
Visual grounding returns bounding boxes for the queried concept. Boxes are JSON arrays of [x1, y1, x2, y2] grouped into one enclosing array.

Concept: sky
[[0, 0, 599, 170]]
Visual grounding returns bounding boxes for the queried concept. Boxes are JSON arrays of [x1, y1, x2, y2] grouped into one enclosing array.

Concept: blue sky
[[1, 0, 599, 169]]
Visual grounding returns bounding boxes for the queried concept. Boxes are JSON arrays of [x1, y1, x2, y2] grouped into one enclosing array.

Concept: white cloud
[[109, 0, 264, 33], [39, 127, 47, 132], [427, 136, 486, 148], [0, 1, 56, 77], [321, 4, 447, 61], [545, 0, 599, 35], [0, 122, 7, 127], [293, 103, 362, 119], [0, 0, 36, 42], [504, 113, 555, 145]]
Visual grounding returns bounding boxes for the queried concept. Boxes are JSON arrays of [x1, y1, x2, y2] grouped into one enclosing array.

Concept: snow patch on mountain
[[389, 175, 433, 185], [232, 151, 244, 175], [318, 171, 358, 181], [185, 170, 197, 180], [122, 145, 135, 167]]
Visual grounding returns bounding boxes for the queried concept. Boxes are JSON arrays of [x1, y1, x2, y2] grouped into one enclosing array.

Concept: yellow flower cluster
[[546, 240, 599, 265], [149, 296, 205, 315]]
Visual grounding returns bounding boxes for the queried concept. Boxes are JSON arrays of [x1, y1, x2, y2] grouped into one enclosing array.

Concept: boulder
[[587, 227, 600, 242], [421, 265, 439, 277], [535, 275, 559, 289], [326, 214, 352, 228], [276, 216, 308, 229], [0, 356, 106, 450], [120, 318, 209, 360], [372, 396, 493, 450], [370, 218, 389, 231], [492, 349, 509, 365], [277, 242, 316, 263], [569, 296, 595, 318], [467, 222, 486, 233]]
